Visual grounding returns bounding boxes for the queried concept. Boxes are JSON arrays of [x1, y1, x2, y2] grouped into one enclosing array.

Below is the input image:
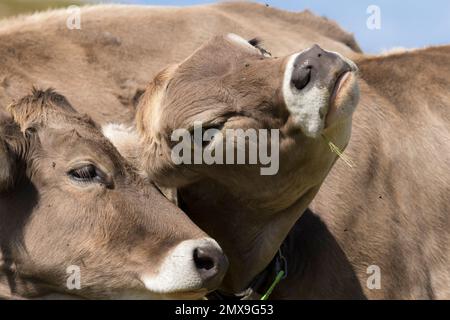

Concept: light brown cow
[[0, 88, 228, 300], [119, 41, 450, 299], [103, 22, 450, 301], [106, 34, 360, 296], [107, 33, 360, 296]]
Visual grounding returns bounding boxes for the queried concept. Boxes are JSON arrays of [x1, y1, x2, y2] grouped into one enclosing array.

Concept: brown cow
[[114, 41, 450, 299], [106, 34, 359, 297], [0, 88, 228, 300]]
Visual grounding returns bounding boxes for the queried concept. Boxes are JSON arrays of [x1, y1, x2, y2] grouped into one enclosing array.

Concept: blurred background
[[0, 0, 83, 18], [0, 0, 449, 54]]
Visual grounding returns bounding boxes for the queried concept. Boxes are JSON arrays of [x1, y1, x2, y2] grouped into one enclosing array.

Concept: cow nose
[[291, 44, 351, 91], [140, 238, 228, 296], [291, 45, 325, 90], [292, 64, 312, 91], [193, 243, 229, 289]]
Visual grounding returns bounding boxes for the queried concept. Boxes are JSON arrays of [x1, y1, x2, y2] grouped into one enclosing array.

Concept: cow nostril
[[292, 66, 312, 91], [193, 248, 215, 271], [189, 241, 229, 290]]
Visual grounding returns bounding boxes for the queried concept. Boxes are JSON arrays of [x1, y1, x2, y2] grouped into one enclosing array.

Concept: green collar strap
[[260, 270, 286, 300]]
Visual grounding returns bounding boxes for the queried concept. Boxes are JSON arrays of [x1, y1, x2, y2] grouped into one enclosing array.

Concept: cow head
[[0, 89, 228, 299], [107, 34, 359, 291]]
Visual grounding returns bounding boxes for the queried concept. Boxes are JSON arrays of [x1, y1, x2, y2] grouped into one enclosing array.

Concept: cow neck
[[178, 179, 319, 294]]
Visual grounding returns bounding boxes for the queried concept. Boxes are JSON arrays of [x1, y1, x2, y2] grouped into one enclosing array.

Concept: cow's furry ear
[[7, 88, 76, 131], [135, 64, 178, 140]]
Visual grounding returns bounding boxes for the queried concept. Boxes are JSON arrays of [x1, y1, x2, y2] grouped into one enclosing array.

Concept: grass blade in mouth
[[322, 134, 355, 168]]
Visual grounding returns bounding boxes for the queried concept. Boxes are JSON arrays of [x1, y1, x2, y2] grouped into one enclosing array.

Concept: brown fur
[[2, 2, 448, 299], [129, 24, 449, 299], [130, 33, 357, 293], [0, 2, 359, 126]]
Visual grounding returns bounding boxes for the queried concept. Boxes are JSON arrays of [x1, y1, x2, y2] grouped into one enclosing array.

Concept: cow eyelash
[[248, 38, 272, 57], [68, 164, 107, 185]]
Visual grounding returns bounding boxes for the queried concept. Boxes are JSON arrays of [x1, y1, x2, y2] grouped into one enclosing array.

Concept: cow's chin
[[285, 71, 359, 139], [114, 289, 208, 300]]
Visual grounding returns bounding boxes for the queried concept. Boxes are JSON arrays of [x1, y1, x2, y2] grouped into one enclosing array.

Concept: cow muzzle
[[283, 44, 359, 138], [140, 238, 228, 299]]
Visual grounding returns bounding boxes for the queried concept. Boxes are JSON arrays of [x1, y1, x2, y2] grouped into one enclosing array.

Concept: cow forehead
[[162, 35, 287, 116], [40, 116, 104, 143]]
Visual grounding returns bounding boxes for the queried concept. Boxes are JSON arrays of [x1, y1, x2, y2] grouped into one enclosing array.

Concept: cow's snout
[[291, 44, 352, 92], [140, 238, 228, 297], [283, 44, 359, 138]]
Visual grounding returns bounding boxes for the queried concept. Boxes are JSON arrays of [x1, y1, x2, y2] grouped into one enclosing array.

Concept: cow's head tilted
[[106, 34, 359, 291], [0, 89, 228, 299], [116, 34, 359, 207]]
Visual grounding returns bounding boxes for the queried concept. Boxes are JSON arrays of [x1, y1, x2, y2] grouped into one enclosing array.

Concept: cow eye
[[189, 123, 224, 148], [68, 164, 107, 185]]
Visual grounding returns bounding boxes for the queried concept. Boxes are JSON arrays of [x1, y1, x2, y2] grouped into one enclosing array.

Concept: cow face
[[128, 34, 359, 212], [0, 89, 228, 299]]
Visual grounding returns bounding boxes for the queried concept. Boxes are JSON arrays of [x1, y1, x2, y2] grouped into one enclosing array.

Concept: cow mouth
[[283, 50, 359, 137], [330, 70, 352, 107], [324, 67, 359, 129]]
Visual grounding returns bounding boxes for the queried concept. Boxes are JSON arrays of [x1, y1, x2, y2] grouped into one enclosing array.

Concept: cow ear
[[7, 88, 76, 131], [135, 64, 178, 138], [133, 64, 200, 187]]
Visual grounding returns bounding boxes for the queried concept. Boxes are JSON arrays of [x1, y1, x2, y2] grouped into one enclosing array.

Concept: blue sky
[[114, 0, 450, 53]]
